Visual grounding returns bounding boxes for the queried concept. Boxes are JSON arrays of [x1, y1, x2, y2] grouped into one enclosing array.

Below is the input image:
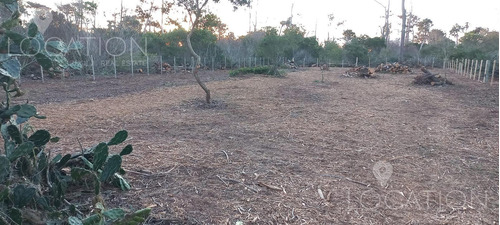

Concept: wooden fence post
[[461, 59, 464, 75], [473, 59, 478, 80], [113, 55, 117, 78], [463, 59, 466, 74], [464, 59, 468, 76], [91, 55, 95, 81], [478, 60, 483, 81], [468, 59, 474, 79], [146, 55, 150, 75], [191, 57, 194, 71], [160, 55, 163, 75], [484, 60, 490, 83], [40, 66, 44, 83], [131, 51, 134, 76], [491, 60, 496, 86], [467, 59, 471, 76]]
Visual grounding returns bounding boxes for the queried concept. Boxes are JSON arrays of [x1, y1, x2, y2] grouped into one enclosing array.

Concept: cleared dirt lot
[[20, 68, 499, 224]]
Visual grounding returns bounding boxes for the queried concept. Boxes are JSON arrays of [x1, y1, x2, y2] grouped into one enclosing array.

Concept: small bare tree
[[177, 0, 250, 103], [373, 0, 391, 46], [399, 0, 406, 62]]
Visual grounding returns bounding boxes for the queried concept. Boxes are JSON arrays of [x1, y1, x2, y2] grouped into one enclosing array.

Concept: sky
[[31, 0, 500, 42]]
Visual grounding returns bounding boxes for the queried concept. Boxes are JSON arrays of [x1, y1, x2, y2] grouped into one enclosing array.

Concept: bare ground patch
[[22, 68, 498, 224]]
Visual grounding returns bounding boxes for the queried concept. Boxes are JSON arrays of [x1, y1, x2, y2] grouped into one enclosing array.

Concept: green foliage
[[320, 40, 342, 63], [282, 26, 305, 59], [0, 57, 21, 79], [340, 35, 388, 65], [450, 29, 499, 60], [0, 120, 147, 223], [255, 26, 319, 63], [100, 155, 122, 182], [142, 28, 222, 66], [256, 29, 282, 61], [92, 143, 109, 171], [0, 1, 150, 224], [200, 13, 228, 38], [0, 0, 82, 79], [114, 208, 151, 225], [120, 145, 133, 156], [343, 38, 368, 64], [12, 185, 36, 208], [0, 156, 9, 181], [229, 66, 284, 77], [66, 207, 150, 225], [342, 29, 357, 42], [299, 37, 321, 59], [108, 130, 128, 146]]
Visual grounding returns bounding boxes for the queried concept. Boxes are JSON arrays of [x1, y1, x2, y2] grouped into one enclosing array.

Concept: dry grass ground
[[19, 68, 499, 224]]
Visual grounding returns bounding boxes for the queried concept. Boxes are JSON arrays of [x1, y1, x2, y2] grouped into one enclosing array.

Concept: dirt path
[[28, 68, 498, 224]]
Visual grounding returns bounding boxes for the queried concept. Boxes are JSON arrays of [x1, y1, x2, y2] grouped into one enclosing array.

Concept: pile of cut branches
[[285, 59, 297, 69], [342, 66, 376, 78], [155, 62, 172, 73], [413, 67, 453, 86], [375, 63, 412, 74]]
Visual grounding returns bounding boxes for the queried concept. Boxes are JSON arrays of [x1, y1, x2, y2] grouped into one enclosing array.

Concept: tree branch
[[185, 0, 211, 103], [373, 0, 387, 9]]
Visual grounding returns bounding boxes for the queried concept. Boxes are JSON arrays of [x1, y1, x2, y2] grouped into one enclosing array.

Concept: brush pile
[[342, 66, 376, 78], [154, 62, 172, 73], [375, 63, 412, 73], [413, 67, 453, 86], [285, 59, 298, 69]]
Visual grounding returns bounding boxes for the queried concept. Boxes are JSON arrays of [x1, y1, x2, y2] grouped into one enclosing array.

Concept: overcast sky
[[33, 0, 499, 42]]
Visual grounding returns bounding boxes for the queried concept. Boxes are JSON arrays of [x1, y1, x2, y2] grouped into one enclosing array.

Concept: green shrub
[[0, 1, 150, 224], [229, 66, 285, 77]]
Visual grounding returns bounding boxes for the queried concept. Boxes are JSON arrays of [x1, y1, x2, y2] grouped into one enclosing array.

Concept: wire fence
[[67, 54, 362, 79], [19, 52, 498, 87], [445, 58, 498, 85]]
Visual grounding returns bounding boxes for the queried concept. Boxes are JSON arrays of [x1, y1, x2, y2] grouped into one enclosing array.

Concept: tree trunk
[[120, 0, 123, 24], [386, 0, 390, 44], [418, 41, 424, 65], [143, 2, 153, 33], [187, 28, 211, 104], [160, 0, 164, 33], [399, 0, 406, 63]]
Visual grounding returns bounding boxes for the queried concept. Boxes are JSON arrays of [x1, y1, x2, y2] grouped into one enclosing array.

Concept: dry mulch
[[17, 68, 499, 224]]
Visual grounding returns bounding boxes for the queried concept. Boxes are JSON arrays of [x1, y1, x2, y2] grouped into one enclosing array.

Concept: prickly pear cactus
[[0, 1, 149, 223]]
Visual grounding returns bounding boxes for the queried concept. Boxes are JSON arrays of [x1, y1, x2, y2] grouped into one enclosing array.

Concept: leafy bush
[[229, 66, 285, 77]]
